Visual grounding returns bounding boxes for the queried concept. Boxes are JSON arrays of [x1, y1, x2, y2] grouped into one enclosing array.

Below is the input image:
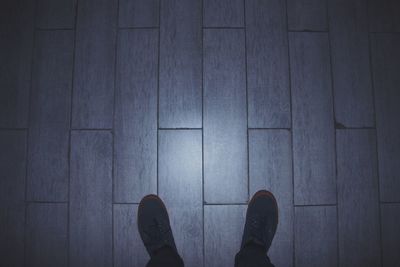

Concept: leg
[[235, 190, 278, 267], [234, 243, 274, 267], [146, 246, 184, 267], [138, 195, 185, 267]]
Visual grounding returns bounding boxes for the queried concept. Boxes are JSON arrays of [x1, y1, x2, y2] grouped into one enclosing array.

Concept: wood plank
[[289, 32, 336, 205], [294, 206, 338, 267], [26, 203, 68, 267], [203, 0, 244, 27], [249, 130, 293, 266], [158, 130, 202, 266], [114, 29, 158, 203], [336, 130, 381, 267], [0, 0, 34, 128], [36, 0, 77, 29], [329, 0, 374, 128], [381, 203, 400, 267], [118, 0, 159, 28], [368, 0, 400, 32], [27, 30, 74, 201], [246, 0, 291, 128], [370, 33, 400, 202], [114, 204, 148, 267], [159, 0, 202, 128], [72, 0, 117, 129], [287, 0, 328, 31], [204, 205, 246, 267], [204, 29, 247, 203], [70, 131, 112, 267], [0, 130, 26, 267]]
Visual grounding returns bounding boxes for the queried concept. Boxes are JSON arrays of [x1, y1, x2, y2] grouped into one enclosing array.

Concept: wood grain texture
[[114, 29, 158, 203], [381, 203, 400, 267], [287, 0, 328, 31], [204, 29, 247, 203], [249, 130, 293, 267], [118, 0, 159, 28], [0, 131, 26, 267], [158, 130, 203, 267], [36, 0, 77, 29], [0, 0, 34, 128], [289, 32, 336, 205], [72, 0, 117, 129], [159, 0, 202, 128], [26, 203, 68, 267], [295, 206, 337, 267], [329, 0, 374, 127], [336, 130, 381, 267], [370, 33, 400, 202], [246, 0, 291, 128], [368, 0, 400, 32], [113, 204, 149, 267], [70, 131, 112, 267], [204, 205, 246, 267], [27, 30, 74, 201], [203, 0, 244, 27]]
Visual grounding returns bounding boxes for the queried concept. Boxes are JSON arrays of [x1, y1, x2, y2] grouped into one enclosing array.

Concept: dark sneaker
[[137, 194, 178, 258], [240, 190, 278, 252]]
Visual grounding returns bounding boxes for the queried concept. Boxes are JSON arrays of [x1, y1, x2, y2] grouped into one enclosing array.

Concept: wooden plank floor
[[1, 0, 399, 266]]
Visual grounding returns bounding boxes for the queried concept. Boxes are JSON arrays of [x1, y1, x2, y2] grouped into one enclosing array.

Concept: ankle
[[243, 240, 267, 254]]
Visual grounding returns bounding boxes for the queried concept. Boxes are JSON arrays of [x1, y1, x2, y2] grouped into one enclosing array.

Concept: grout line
[[335, 127, 376, 130], [158, 127, 203, 130], [25, 200, 69, 204], [284, 0, 296, 265], [70, 128, 113, 131], [327, 12, 341, 261], [24, 0, 38, 265], [156, 0, 161, 197], [380, 201, 400, 205], [203, 26, 245, 29], [326, 5, 341, 266], [243, 0, 250, 203], [67, 1, 80, 266], [366, 3, 384, 266], [201, 0, 205, 265], [113, 202, 140, 205], [248, 127, 291, 131], [288, 30, 329, 33], [369, 31, 400, 34], [111, 1, 120, 266], [118, 26, 159, 30], [35, 27, 75, 31], [294, 203, 338, 208], [204, 203, 249, 206], [0, 128, 29, 131]]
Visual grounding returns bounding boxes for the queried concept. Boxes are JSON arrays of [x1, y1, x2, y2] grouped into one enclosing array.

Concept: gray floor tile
[[289, 32, 336, 205], [203, 29, 247, 203], [72, 0, 117, 129], [70, 131, 113, 267], [114, 29, 158, 203], [26, 203, 68, 267], [246, 0, 291, 128], [158, 130, 203, 267], [27, 30, 74, 201], [159, 0, 202, 128]]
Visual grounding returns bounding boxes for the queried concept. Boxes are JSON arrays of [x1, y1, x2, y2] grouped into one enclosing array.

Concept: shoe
[[240, 190, 278, 252], [137, 194, 178, 257]]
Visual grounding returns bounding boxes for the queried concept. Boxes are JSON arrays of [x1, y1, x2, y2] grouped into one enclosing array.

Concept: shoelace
[[249, 215, 268, 245], [144, 218, 172, 245]]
